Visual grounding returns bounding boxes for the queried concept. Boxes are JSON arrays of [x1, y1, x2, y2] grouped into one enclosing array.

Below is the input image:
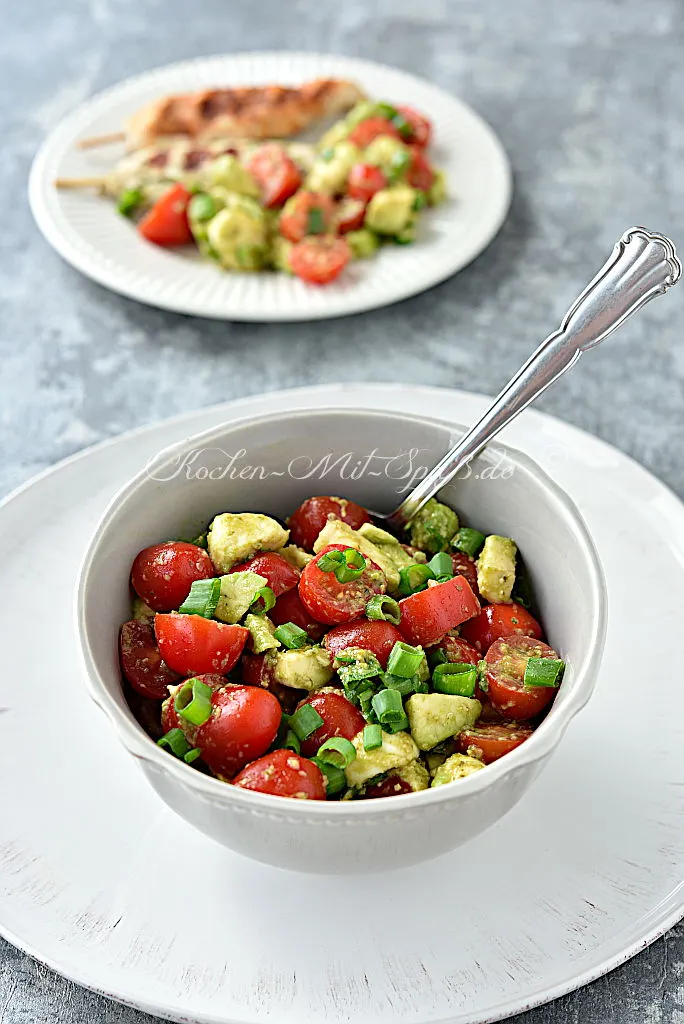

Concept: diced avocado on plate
[[214, 571, 267, 624], [405, 692, 481, 751], [207, 512, 289, 572], [431, 753, 485, 787], [313, 519, 401, 592], [272, 646, 334, 691], [407, 498, 459, 554], [477, 535, 517, 603], [345, 729, 419, 788], [244, 612, 281, 653]]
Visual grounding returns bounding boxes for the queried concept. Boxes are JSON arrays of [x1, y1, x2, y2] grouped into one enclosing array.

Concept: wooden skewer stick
[[76, 131, 126, 149], [54, 176, 109, 190]]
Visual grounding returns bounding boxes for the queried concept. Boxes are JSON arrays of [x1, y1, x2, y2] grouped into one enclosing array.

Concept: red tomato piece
[[347, 163, 388, 202], [289, 236, 352, 285], [193, 685, 281, 778], [335, 197, 366, 233], [299, 544, 386, 626], [399, 576, 479, 647], [279, 191, 335, 243], [406, 146, 435, 191], [396, 106, 432, 147], [434, 634, 481, 666], [485, 635, 559, 721], [161, 673, 227, 733], [461, 602, 543, 654], [119, 620, 180, 700], [247, 143, 302, 208], [270, 588, 326, 642], [362, 774, 414, 798], [233, 748, 326, 799], [154, 613, 248, 676], [296, 690, 366, 757], [130, 541, 215, 612], [287, 496, 371, 551], [138, 184, 193, 246], [457, 723, 534, 764], [449, 553, 481, 602], [323, 619, 402, 668], [348, 116, 402, 147], [229, 551, 300, 597]]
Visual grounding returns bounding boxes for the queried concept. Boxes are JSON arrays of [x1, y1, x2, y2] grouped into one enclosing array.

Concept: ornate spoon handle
[[387, 227, 681, 529]]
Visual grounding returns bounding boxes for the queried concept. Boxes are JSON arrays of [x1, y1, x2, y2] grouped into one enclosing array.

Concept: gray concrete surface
[[1, 0, 683, 1020]]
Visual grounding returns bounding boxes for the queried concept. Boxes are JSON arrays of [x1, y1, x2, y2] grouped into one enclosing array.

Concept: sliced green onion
[[427, 552, 454, 578], [511, 566, 537, 612], [189, 192, 217, 222], [184, 747, 202, 764], [174, 677, 214, 726], [365, 594, 401, 625], [307, 207, 325, 235], [524, 657, 565, 688], [427, 647, 449, 668], [158, 729, 191, 758], [337, 653, 382, 684], [190, 531, 208, 549], [249, 586, 276, 615], [432, 663, 477, 697], [398, 563, 435, 595], [178, 577, 221, 618], [357, 688, 377, 720], [371, 688, 405, 725], [393, 115, 413, 140], [313, 757, 347, 795], [282, 728, 301, 754], [384, 711, 410, 733], [412, 190, 428, 211], [117, 188, 143, 217], [387, 150, 411, 183], [434, 575, 453, 584], [289, 703, 324, 741], [452, 527, 486, 558], [273, 622, 309, 649], [317, 736, 357, 769], [376, 101, 399, 120], [317, 547, 367, 583], [387, 641, 425, 678], [363, 724, 382, 750], [380, 671, 419, 696]]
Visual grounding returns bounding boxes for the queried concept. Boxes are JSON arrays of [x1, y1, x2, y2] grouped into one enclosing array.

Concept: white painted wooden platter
[[1, 384, 682, 1023]]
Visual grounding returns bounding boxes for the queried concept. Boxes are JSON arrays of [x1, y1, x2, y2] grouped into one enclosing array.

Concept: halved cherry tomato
[[485, 635, 559, 720], [406, 147, 435, 191], [335, 197, 366, 234], [233, 748, 326, 799], [347, 163, 388, 202], [138, 184, 193, 246], [279, 191, 335, 243], [161, 673, 227, 732], [270, 588, 326, 642], [131, 541, 215, 612], [461, 602, 543, 654], [399, 575, 479, 647], [247, 143, 302, 208], [155, 613, 248, 676], [193, 685, 281, 778], [288, 496, 371, 551], [229, 551, 300, 597], [458, 723, 534, 764], [348, 116, 402, 147], [363, 774, 413, 798], [449, 553, 481, 602], [434, 634, 480, 666], [299, 544, 386, 626], [396, 106, 432, 147], [119, 620, 180, 700], [289, 236, 352, 285], [296, 690, 366, 757], [323, 619, 402, 667]]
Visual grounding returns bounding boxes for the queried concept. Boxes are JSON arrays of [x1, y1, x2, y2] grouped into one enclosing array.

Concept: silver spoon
[[384, 226, 680, 531]]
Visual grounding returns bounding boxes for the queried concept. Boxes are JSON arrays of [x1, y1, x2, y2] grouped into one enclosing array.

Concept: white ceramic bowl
[[77, 408, 606, 873]]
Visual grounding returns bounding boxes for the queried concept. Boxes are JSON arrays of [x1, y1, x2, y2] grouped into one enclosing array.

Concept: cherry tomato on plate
[[192, 685, 281, 778], [138, 184, 193, 246], [348, 116, 402, 147], [335, 197, 366, 234], [457, 723, 534, 764], [233, 748, 326, 799], [406, 147, 435, 191], [288, 496, 371, 551], [449, 553, 481, 602], [161, 673, 227, 732], [460, 602, 543, 654], [399, 575, 480, 648], [396, 106, 432, 147], [289, 236, 352, 285], [296, 690, 366, 757], [247, 143, 302, 208], [229, 551, 300, 597], [323, 619, 403, 667], [434, 634, 480, 667], [155, 613, 248, 676], [484, 635, 560, 720], [299, 544, 386, 626], [279, 191, 335, 243], [270, 587, 326, 642], [347, 163, 388, 203], [131, 541, 215, 612], [362, 774, 413, 798], [119, 620, 180, 700]]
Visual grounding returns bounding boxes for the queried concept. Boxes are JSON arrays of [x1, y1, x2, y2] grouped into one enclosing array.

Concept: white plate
[[2, 384, 683, 1024], [28, 52, 511, 321]]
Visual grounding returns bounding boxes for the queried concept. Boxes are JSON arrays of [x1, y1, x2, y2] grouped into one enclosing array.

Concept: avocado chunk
[[365, 184, 416, 235], [346, 228, 380, 259], [273, 646, 334, 691], [407, 498, 459, 554], [313, 519, 400, 592], [306, 140, 361, 193], [427, 168, 447, 206], [214, 571, 267, 624], [206, 155, 260, 197], [357, 522, 418, 574], [363, 135, 411, 179], [406, 692, 481, 750], [244, 612, 281, 653], [477, 535, 517, 603], [345, 729, 419, 788], [277, 544, 313, 569], [131, 595, 155, 624], [431, 753, 485, 787], [205, 196, 268, 271], [393, 760, 431, 792], [270, 235, 294, 274], [207, 513, 289, 573]]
